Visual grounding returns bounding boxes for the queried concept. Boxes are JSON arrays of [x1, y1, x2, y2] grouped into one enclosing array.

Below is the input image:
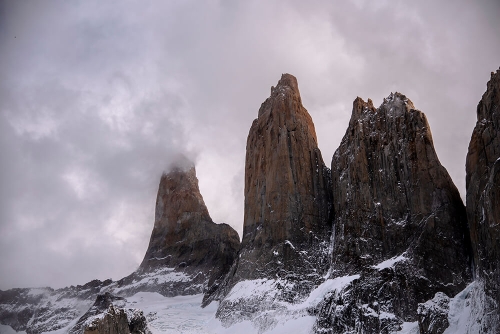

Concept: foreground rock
[[215, 74, 333, 329], [316, 93, 473, 333], [466, 68, 500, 332], [70, 292, 150, 334]]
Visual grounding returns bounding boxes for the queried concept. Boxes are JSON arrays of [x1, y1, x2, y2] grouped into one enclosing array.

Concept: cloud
[[0, 0, 499, 289]]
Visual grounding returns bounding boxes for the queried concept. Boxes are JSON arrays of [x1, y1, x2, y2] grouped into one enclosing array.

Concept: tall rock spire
[[316, 93, 473, 333], [466, 68, 500, 331], [238, 73, 332, 280], [115, 159, 240, 298], [214, 74, 333, 328]]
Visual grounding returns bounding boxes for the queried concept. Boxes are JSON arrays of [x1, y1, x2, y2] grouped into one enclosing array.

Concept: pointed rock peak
[[272, 73, 300, 94], [478, 67, 500, 120], [351, 97, 376, 120], [380, 92, 416, 111], [259, 73, 303, 117], [349, 92, 420, 127], [154, 163, 211, 232], [230, 73, 332, 281]]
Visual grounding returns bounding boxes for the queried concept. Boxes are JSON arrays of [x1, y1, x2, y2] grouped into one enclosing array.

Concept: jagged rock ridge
[[466, 68, 500, 332], [315, 92, 473, 333]]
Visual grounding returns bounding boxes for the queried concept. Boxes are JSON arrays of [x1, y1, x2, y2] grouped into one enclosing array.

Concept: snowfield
[[0, 278, 493, 334]]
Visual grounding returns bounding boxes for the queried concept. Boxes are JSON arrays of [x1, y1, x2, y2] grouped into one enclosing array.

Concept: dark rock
[[69, 292, 150, 334], [316, 93, 472, 333], [417, 292, 450, 334], [70, 292, 126, 334], [466, 68, 500, 331]]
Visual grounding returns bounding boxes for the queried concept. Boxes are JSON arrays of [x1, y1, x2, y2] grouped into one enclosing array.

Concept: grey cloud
[[1, 0, 499, 289]]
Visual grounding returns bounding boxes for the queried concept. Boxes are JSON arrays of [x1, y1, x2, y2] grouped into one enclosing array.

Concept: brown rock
[[466, 68, 500, 330], [118, 160, 240, 298], [236, 73, 333, 281], [214, 75, 333, 323]]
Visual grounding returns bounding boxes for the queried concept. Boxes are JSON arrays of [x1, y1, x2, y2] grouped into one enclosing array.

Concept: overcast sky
[[1, 0, 499, 290]]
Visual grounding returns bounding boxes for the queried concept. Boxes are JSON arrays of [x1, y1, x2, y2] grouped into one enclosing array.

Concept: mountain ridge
[[1, 69, 499, 334]]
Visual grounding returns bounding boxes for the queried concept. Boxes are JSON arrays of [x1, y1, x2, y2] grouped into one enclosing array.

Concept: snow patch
[[372, 253, 407, 270]]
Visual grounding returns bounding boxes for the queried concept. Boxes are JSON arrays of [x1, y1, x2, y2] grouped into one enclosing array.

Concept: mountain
[[112, 160, 240, 300], [2, 70, 500, 334], [0, 161, 240, 334], [316, 93, 473, 333], [465, 68, 500, 333], [214, 74, 333, 330]]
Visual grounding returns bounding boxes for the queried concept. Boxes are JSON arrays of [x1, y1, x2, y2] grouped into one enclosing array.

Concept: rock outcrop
[[466, 68, 500, 332], [70, 292, 150, 334], [215, 74, 333, 328], [113, 160, 240, 300], [316, 93, 472, 333]]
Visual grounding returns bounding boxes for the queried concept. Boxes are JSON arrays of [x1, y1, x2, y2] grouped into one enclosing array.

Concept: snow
[[0, 324, 27, 334], [372, 253, 407, 270], [443, 281, 485, 334], [125, 292, 217, 334], [291, 274, 359, 310], [110, 267, 193, 293], [207, 315, 316, 334], [224, 279, 277, 302], [395, 321, 419, 334]]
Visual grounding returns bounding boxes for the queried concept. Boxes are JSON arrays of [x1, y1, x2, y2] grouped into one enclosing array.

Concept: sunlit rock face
[[236, 73, 333, 282], [113, 161, 240, 300], [316, 93, 473, 333], [466, 68, 500, 332], [214, 74, 333, 328]]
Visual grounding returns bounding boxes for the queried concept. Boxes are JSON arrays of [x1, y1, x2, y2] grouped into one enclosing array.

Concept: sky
[[0, 0, 499, 290]]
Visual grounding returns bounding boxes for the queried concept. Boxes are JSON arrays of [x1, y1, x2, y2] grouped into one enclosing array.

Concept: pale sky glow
[[0, 0, 499, 290]]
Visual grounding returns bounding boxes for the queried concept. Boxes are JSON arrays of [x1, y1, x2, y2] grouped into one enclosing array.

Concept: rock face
[[466, 68, 500, 331], [70, 292, 150, 334], [417, 292, 450, 334], [316, 93, 472, 333], [215, 74, 333, 328], [117, 162, 240, 299], [236, 73, 332, 281]]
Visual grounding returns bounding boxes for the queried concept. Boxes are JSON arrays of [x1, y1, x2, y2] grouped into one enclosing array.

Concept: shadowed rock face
[[466, 68, 500, 330], [236, 73, 333, 282], [70, 292, 150, 334], [124, 163, 240, 298], [316, 93, 472, 333]]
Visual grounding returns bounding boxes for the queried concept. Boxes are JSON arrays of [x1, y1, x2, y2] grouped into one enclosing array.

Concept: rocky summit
[[2, 70, 500, 334], [237, 73, 332, 282], [315, 93, 473, 333], [466, 68, 500, 332], [113, 160, 240, 300], [213, 75, 333, 325]]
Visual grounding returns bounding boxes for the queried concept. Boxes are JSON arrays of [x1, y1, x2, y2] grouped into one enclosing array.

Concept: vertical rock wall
[[466, 68, 500, 332]]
